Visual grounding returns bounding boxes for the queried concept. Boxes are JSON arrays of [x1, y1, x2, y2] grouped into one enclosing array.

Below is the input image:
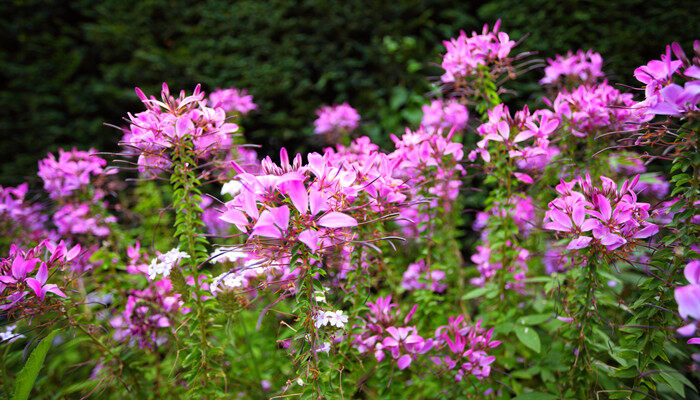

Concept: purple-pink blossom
[[313, 103, 360, 135], [208, 87, 258, 115]]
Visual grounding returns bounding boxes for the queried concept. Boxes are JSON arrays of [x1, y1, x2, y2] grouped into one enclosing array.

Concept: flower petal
[[317, 212, 357, 228]]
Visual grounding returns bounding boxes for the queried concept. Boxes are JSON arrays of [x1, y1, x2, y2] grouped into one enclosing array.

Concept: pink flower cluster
[[220, 149, 367, 256], [0, 183, 48, 245], [352, 296, 432, 370], [53, 203, 116, 237], [543, 175, 659, 251], [401, 259, 447, 293], [37, 148, 110, 199], [470, 243, 529, 291], [635, 173, 670, 199], [543, 246, 580, 275], [122, 83, 239, 176], [110, 278, 184, 349], [208, 87, 258, 115], [440, 19, 516, 83], [675, 260, 700, 345], [470, 104, 559, 183], [313, 103, 360, 135], [36, 149, 116, 272], [390, 127, 464, 236], [322, 136, 408, 213], [540, 49, 604, 85], [421, 99, 469, 132], [1, 241, 78, 312], [473, 195, 536, 239], [431, 315, 500, 381], [550, 81, 647, 137], [352, 296, 500, 379], [633, 42, 700, 117]]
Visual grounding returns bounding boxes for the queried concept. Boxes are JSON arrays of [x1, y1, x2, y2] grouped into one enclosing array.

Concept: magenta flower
[[0, 253, 38, 287], [540, 49, 604, 85], [251, 206, 290, 239], [208, 87, 258, 115], [37, 148, 111, 199], [544, 175, 659, 252], [313, 103, 360, 135], [25, 263, 67, 300], [440, 19, 516, 83], [646, 82, 700, 116], [421, 99, 469, 132], [675, 260, 700, 344]]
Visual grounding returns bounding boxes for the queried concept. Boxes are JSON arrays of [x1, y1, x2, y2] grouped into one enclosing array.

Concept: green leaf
[[514, 325, 541, 353], [512, 392, 558, 400], [659, 371, 685, 397], [519, 314, 551, 325], [461, 286, 490, 300], [12, 329, 60, 400]]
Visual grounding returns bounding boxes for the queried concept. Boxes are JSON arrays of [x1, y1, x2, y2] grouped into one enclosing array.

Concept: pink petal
[[397, 354, 412, 370], [382, 337, 399, 348], [513, 172, 533, 184], [25, 278, 45, 300], [597, 195, 612, 220], [633, 224, 659, 239], [567, 236, 592, 250], [543, 221, 570, 232], [685, 260, 700, 286], [317, 212, 357, 228], [269, 206, 290, 232], [513, 130, 534, 143], [549, 209, 572, 230], [44, 284, 67, 298], [280, 180, 308, 215], [572, 205, 586, 227], [677, 323, 697, 337], [580, 219, 598, 232], [66, 245, 81, 261], [298, 229, 320, 252], [309, 190, 328, 216], [675, 285, 700, 320], [36, 263, 48, 285], [220, 208, 248, 228]]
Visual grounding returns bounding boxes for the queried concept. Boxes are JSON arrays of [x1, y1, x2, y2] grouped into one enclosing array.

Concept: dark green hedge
[[1, 0, 697, 185]]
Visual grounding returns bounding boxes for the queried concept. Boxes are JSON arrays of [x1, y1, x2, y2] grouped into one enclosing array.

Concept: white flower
[[296, 378, 304, 386], [211, 271, 247, 294], [327, 310, 348, 329], [221, 180, 243, 196], [316, 342, 331, 354], [209, 247, 247, 264], [148, 248, 190, 280], [222, 273, 246, 289], [314, 311, 331, 329], [160, 248, 190, 265], [314, 310, 348, 329], [147, 259, 169, 280], [0, 325, 24, 343]]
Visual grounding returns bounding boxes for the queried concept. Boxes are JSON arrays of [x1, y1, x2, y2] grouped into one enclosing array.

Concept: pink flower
[[313, 103, 360, 135], [421, 99, 469, 132], [440, 20, 516, 83], [540, 49, 604, 85], [25, 263, 67, 300], [208, 87, 258, 115], [544, 175, 658, 252]]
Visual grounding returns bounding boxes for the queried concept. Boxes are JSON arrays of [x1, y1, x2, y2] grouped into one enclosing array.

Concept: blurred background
[[1, 0, 698, 186]]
